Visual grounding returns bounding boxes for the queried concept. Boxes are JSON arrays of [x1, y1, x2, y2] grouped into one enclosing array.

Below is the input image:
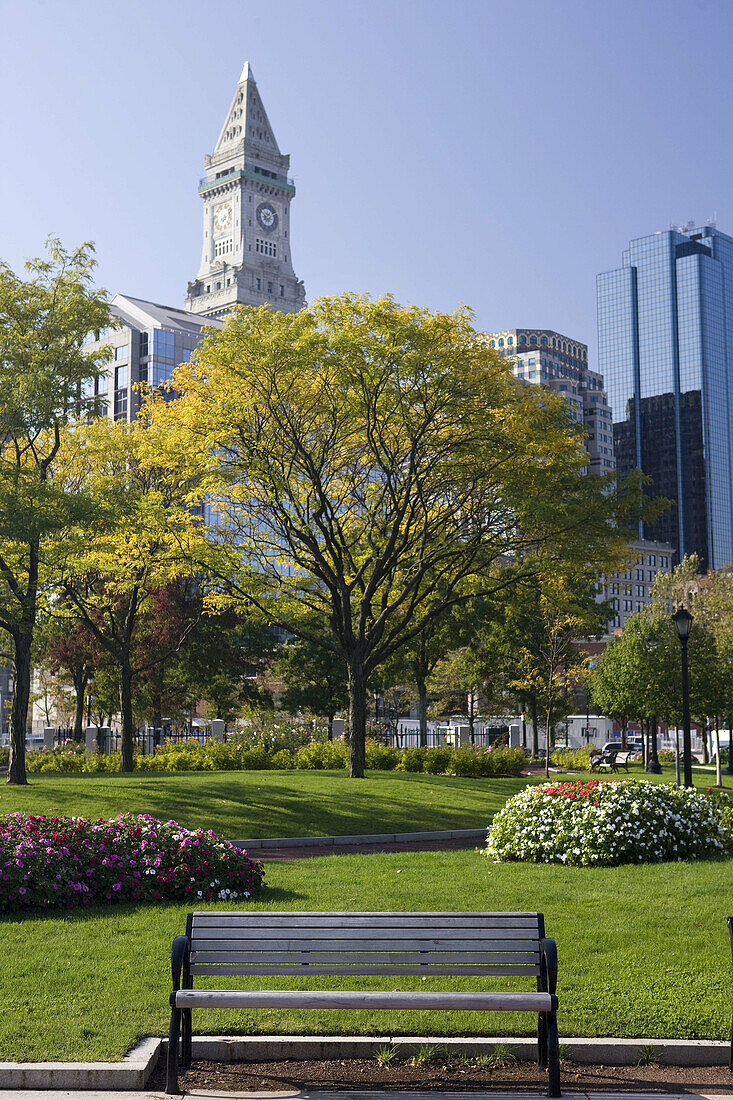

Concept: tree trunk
[[73, 669, 88, 742], [468, 690, 475, 744], [327, 713, 334, 741], [7, 632, 32, 785], [119, 660, 135, 773], [521, 708, 527, 750], [347, 660, 367, 778], [530, 694, 539, 758], [417, 678, 428, 748], [714, 719, 722, 787], [701, 719, 709, 764], [544, 704, 553, 778]]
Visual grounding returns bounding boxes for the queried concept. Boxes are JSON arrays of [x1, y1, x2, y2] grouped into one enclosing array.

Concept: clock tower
[[185, 62, 306, 319]]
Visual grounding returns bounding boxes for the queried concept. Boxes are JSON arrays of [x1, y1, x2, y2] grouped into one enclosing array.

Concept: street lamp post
[[672, 605, 693, 788]]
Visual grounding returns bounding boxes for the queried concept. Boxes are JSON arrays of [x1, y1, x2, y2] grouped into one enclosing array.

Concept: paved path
[[0, 1089, 730, 1099], [253, 835, 484, 861]]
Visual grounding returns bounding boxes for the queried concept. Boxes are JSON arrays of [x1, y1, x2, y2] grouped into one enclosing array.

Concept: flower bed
[[484, 779, 733, 866], [0, 812, 265, 913]]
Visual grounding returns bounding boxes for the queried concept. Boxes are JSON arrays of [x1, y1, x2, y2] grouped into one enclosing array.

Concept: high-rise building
[[597, 224, 733, 571], [185, 62, 306, 320], [485, 328, 615, 474], [83, 295, 221, 423]]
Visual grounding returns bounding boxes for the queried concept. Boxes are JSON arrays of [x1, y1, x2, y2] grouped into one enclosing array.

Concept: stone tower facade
[[185, 62, 306, 319]]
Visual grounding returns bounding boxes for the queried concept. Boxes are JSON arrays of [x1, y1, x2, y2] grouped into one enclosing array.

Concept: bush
[[0, 812, 265, 913], [294, 739, 348, 769], [447, 745, 526, 777], [484, 779, 732, 866], [657, 749, 677, 764], [424, 747, 453, 774], [396, 747, 425, 772], [270, 748, 296, 769], [365, 741, 400, 770], [551, 745, 598, 771]]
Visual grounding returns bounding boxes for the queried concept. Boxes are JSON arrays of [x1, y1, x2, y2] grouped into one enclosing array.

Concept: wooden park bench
[[166, 910, 561, 1096]]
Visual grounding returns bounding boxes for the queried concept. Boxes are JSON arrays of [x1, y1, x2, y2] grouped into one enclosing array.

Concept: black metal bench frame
[[166, 910, 561, 1096]]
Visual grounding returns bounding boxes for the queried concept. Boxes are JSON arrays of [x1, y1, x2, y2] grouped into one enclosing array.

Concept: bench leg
[[181, 1008, 192, 1070], [546, 1009, 561, 1097], [537, 1012, 547, 1068], [166, 1006, 182, 1094]]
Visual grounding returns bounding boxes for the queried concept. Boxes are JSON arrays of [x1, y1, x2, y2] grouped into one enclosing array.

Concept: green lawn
[[1, 849, 730, 1061], [0, 771, 534, 839], [2, 764, 727, 841]]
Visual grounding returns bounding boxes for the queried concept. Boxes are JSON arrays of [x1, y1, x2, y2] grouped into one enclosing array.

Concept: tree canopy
[[152, 294, 644, 776]]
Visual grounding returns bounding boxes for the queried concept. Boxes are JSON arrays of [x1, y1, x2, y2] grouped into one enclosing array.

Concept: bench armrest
[[171, 935, 190, 995], [540, 937, 558, 996]]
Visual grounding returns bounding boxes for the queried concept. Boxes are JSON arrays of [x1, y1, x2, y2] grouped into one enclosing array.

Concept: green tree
[[0, 240, 111, 783], [155, 294, 644, 777], [273, 636, 348, 739], [56, 415, 208, 771]]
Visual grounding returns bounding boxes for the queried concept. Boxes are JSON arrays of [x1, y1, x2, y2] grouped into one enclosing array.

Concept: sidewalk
[[0, 1089, 731, 1099]]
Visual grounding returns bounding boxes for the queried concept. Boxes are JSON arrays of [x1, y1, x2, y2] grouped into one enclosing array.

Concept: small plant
[[558, 1042, 573, 1063], [410, 1043, 438, 1066], [637, 1043, 661, 1066], [374, 1044, 398, 1066], [455, 1050, 473, 1066], [481, 1042, 517, 1068]]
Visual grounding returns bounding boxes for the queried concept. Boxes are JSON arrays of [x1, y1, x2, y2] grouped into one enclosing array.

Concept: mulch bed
[[150, 1056, 733, 1093]]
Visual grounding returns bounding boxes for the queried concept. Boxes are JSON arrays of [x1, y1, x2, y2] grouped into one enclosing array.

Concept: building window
[[498, 338, 504, 347], [489, 340, 495, 347], [114, 390, 128, 419], [267, 281, 273, 293], [507, 336, 513, 345], [214, 237, 233, 257], [541, 336, 548, 345], [114, 344, 128, 361], [255, 238, 277, 257], [519, 335, 526, 344], [256, 278, 261, 290], [115, 365, 128, 390], [279, 284, 284, 297]]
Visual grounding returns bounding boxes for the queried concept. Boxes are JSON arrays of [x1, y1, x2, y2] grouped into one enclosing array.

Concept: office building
[[185, 62, 306, 319], [485, 328, 615, 474], [598, 223, 733, 571], [599, 538, 673, 634], [82, 295, 222, 422]]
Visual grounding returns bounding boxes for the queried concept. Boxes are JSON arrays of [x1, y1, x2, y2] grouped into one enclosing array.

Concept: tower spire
[[185, 63, 305, 319]]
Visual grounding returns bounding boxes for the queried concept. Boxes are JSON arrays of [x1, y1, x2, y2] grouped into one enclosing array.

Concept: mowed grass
[[0, 770, 534, 838], [1, 849, 730, 1061]]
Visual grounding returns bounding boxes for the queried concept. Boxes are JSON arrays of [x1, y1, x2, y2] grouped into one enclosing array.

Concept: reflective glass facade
[[598, 227, 733, 571]]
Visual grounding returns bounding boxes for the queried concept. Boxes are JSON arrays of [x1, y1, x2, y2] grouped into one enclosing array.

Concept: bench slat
[[190, 928, 538, 944], [190, 949, 539, 964], [174, 989, 553, 1011], [190, 941, 539, 956], [191, 912, 541, 928], [189, 962, 542, 975]]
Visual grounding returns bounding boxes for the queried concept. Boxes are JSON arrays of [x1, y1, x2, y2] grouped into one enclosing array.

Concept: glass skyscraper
[[598, 225, 733, 571]]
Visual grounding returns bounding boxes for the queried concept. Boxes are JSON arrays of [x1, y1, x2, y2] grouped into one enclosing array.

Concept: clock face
[[256, 202, 278, 232], [214, 202, 232, 233]]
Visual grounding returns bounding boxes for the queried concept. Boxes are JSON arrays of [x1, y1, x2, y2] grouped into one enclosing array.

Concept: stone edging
[[0, 1035, 728, 1089], [233, 828, 487, 849]]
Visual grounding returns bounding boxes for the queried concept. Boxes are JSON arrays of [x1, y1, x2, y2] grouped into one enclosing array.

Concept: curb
[[0, 1037, 159, 1090], [0, 1034, 728, 1089], [233, 828, 488, 849]]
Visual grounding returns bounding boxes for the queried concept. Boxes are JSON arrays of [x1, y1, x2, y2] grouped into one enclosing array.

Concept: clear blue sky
[[1, 0, 731, 358]]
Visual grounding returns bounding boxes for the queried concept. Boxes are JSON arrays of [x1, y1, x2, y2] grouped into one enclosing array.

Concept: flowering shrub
[[424, 747, 453, 774], [294, 739, 349, 769], [396, 747, 425, 772], [484, 779, 732, 866], [0, 812, 265, 914]]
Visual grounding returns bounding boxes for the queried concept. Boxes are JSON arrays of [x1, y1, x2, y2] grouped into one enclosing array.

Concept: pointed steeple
[[213, 60, 280, 157]]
